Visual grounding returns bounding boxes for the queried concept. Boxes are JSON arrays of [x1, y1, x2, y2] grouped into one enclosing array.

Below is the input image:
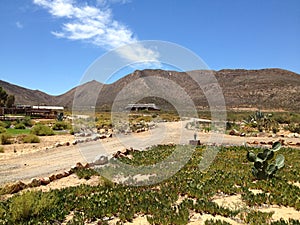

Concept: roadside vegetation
[[0, 144, 299, 224]]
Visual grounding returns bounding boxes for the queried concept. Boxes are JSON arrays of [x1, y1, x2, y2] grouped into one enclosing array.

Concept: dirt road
[[0, 121, 299, 185]]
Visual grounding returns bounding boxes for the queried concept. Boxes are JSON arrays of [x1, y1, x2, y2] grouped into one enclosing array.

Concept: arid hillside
[[1, 68, 300, 111]]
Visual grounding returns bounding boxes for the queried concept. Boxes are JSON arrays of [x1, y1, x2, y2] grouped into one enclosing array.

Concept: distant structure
[[125, 103, 160, 111], [26, 106, 64, 118], [0, 105, 64, 120]]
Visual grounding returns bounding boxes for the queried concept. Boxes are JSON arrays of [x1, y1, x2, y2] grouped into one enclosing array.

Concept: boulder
[[54, 142, 62, 148], [49, 174, 57, 182], [55, 173, 64, 179], [76, 162, 84, 169], [7, 181, 27, 194], [99, 128, 106, 134], [93, 155, 108, 165], [229, 129, 240, 136], [40, 177, 50, 185], [29, 178, 41, 187]]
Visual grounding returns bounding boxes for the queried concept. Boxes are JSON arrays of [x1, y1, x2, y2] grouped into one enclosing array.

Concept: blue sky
[[0, 0, 299, 95]]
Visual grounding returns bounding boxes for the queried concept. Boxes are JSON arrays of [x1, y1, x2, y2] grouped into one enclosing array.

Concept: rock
[[49, 174, 57, 182], [55, 173, 64, 179], [72, 140, 78, 145], [92, 135, 100, 141], [99, 128, 106, 134], [99, 135, 106, 139], [29, 178, 41, 187], [65, 142, 70, 146], [189, 140, 201, 146], [40, 177, 50, 185], [106, 133, 112, 138], [7, 181, 27, 194], [76, 162, 84, 169], [55, 142, 62, 148], [93, 155, 108, 165], [260, 141, 266, 145], [127, 154, 133, 160], [229, 129, 240, 136], [252, 141, 259, 145], [63, 170, 70, 177], [267, 141, 273, 145]]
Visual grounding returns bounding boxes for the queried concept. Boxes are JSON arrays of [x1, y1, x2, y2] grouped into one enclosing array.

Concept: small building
[[125, 103, 160, 111], [26, 106, 64, 118]]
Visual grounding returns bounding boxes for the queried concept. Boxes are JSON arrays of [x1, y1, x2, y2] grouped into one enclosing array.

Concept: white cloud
[[33, 0, 159, 63], [16, 21, 24, 29]]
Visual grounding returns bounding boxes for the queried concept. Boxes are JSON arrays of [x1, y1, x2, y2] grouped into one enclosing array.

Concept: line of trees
[[0, 87, 15, 108]]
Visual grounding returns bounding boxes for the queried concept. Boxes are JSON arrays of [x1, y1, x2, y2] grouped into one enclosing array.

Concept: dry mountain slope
[[0, 80, 56, 106], [1, 68, 300, 110]]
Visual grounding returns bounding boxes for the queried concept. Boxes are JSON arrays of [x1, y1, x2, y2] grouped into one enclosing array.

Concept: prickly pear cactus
[[247, 141, 284, 180]]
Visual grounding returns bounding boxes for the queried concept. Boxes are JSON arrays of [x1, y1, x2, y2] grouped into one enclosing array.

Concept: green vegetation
[[0, 87, 15, 108], [30, 124, 54, 136], [14, 123, 26, 130], [6, 128, 30, 135], [0, 133, 13, 145], [247, 142, 285, 180], [52, 121, 71, 130], [22, 134, 40, 143], [0, 127, 6, 134], [1, 145, 299, 224]]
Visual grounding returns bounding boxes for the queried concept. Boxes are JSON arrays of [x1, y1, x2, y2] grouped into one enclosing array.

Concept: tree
[[0, 87, 8, 107], [6, 95, 15, 108]]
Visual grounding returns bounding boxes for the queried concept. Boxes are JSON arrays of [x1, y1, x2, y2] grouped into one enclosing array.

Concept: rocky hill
[[1, 68, 300, 111]]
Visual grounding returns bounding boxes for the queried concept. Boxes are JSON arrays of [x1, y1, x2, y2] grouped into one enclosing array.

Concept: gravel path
[[1, 121, 299, 185]]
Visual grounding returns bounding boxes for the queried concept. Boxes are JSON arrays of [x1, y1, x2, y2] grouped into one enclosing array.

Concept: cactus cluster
[[247, 141, 285, 180]]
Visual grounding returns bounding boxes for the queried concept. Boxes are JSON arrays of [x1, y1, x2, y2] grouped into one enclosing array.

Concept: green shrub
[[0, 126, 6, 134], [52, 121, 71, 130], [0, 133, 13, 145], [286, 123, 300, 133], [22, 134, 40, 143], [14, 123, 26, 129], [7, 191, 58, 222], [30, 124, 54, 136], [0, 146, 4, 153], [0, 121, 10, 128], [22, 117, 33, 127]]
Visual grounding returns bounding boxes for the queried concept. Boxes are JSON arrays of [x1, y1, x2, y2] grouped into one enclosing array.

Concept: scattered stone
[[229, 129, 240, 136], [55, 173, 64, 179], [49, 174, 57, 182], [40, 177, 50, 185], [29, 178, 41, 187], [7, 181, 27, 194], [76, 162, 84, 169], [54, 142, 62, 148], [189, 140, 201, 146], [93, 155, 108, 165]]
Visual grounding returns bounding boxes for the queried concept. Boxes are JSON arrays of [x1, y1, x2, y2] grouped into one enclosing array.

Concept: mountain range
[[1, 68, 300, 111]]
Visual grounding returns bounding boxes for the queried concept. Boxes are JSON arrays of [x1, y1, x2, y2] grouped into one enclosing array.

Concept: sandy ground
[[1, 122, 299, 160], [1, 121, 299, 224]]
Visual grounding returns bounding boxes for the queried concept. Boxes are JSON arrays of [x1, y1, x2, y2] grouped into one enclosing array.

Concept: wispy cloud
[[33, 0, 159, 63], [16, 21, 24, 29]]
